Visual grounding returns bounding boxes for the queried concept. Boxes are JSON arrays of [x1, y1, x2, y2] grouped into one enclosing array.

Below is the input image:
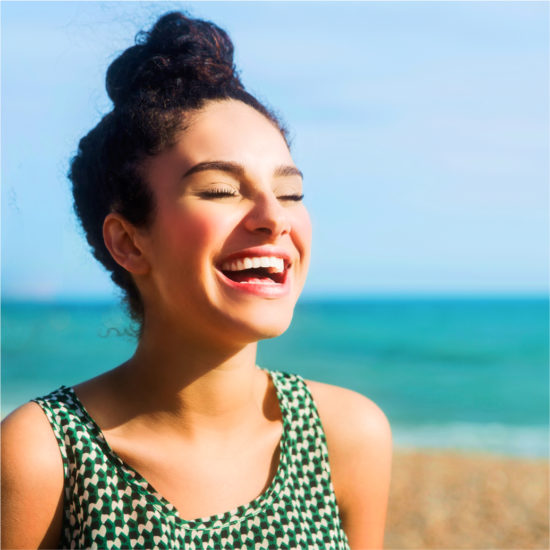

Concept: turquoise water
[[2, 297, 548, 457]]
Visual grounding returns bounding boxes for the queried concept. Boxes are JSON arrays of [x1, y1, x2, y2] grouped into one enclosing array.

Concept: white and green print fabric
[[33, 370, 351, 549]]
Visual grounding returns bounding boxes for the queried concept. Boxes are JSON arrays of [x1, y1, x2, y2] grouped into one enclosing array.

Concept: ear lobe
[[102, 213, 150, 275]]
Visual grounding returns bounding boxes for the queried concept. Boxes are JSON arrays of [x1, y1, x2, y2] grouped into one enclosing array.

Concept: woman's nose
[[243, 193, 291, 238]]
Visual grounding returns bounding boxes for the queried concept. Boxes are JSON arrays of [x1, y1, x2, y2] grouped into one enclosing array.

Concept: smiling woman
[[119, 100, 312, 343], [1, 11, 391, 550]]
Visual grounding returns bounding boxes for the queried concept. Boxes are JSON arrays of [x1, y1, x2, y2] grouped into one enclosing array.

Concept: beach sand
[[385, 450, 549, 549]]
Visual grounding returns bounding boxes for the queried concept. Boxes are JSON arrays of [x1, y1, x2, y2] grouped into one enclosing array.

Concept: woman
[[1, 11, 391, 549]]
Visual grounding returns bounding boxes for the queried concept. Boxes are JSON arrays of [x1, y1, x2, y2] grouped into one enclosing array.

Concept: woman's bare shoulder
[[1, 402, 64, 549], [305, 379, 392, 549], [2, 401, 64, 470], [305, 379, 392, 444]]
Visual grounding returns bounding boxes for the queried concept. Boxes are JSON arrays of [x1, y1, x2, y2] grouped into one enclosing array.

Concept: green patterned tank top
[[33, 370, 351, 549]]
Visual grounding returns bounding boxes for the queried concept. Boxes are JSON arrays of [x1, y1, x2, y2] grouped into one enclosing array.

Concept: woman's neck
[[108, 326, 267, 438]]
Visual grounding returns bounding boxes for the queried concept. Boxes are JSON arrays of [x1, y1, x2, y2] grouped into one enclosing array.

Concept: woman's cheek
[[159, 204, 224, 248], [182, 209, 235, 249]]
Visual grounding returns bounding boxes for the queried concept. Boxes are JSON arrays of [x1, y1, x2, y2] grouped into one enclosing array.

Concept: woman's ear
[[102, 213, 150, 275]]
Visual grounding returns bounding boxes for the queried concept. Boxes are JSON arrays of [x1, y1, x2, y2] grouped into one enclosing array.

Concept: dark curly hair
[[69, 11, 288, 328]]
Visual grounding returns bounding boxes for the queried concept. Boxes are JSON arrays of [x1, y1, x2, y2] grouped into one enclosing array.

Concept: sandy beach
[[385, 450, 549, 549]]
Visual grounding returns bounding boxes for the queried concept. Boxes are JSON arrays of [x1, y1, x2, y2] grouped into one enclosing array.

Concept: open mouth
[[219, 256, 288, 285]]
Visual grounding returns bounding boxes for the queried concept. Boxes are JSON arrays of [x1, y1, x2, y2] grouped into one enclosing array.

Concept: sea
[[2, 297, 548, 458]]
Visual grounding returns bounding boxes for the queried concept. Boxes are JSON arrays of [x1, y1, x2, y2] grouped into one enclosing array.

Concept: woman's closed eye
[[278, 193, 304, 202], [198, 186, 239, 199], [198, 188, 304, 202]]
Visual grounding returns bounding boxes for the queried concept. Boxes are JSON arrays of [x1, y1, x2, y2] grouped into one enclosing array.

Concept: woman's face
[[135, 99, 312, 345]]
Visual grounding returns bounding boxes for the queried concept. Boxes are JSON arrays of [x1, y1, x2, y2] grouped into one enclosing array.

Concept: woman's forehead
[[142, 100, 294, 184], [178, 99, 292, 163]]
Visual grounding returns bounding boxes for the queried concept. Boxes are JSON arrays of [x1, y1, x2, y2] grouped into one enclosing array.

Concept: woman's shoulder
[[304, 379, 392, 548], [305, 378, 392, 443], [1, 399, 64, 469], [1, 402, 64, 549]]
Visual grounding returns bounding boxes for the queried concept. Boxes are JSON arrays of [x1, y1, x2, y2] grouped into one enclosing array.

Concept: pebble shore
[[385, 450, 549, 549]]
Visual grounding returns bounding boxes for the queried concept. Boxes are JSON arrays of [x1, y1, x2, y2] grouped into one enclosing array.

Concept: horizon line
[[2, 291, 548, 306]]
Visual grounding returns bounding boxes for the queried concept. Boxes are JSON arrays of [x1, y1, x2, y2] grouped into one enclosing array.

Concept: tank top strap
[[269, 369, 331, 456], [33, 386, 106, 547], [267, 370, 348, 549], [32, 386, 86, 481]]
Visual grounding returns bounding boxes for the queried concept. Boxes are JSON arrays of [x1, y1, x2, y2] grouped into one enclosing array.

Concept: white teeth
[[221, 256, 286, 273], [239, 279, 277, 285], [271, 258, 285, 273]]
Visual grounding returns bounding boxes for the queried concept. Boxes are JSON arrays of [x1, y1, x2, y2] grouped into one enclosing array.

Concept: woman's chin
[[225, 306, 295, 343]]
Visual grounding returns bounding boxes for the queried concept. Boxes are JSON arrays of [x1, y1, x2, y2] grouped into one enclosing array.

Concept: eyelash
[[199, 189, 237, 198], [278, 194, 305, 202], [200, 191, 305, 202]]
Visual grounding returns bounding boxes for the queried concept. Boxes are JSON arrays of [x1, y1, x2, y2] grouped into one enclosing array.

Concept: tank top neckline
[[60, 368, 293, 531]]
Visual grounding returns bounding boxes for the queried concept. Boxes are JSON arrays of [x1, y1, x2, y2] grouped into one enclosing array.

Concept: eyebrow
[[182, 160, 303, 180]]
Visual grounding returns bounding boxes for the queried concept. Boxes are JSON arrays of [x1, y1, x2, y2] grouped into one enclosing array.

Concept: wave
[[392, 422, 549, 458]]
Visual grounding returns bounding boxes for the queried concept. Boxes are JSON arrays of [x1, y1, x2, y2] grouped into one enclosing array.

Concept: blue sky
[[2, 1, 548, 300]]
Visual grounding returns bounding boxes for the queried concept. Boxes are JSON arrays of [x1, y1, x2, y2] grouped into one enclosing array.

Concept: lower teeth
[[239, 279, 278, 285]]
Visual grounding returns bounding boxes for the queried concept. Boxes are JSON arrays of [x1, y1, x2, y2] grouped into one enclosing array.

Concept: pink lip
[[216, 270, 291, 298], [215, 246, 293, 298]]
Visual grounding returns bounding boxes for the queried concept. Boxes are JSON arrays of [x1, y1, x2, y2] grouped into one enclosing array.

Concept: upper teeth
[[221, 256, 285, 273]]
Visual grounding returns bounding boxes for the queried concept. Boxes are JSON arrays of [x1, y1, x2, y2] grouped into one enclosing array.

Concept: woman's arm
[[1, 403, 64, 549], [307, 381, 393, 549]]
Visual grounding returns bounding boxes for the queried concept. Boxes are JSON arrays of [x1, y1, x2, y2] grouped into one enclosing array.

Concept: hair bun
[[106, 11, 241, 107]]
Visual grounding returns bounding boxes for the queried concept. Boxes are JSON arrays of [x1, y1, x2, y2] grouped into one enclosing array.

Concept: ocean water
[[2, 297, 548, 457]]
